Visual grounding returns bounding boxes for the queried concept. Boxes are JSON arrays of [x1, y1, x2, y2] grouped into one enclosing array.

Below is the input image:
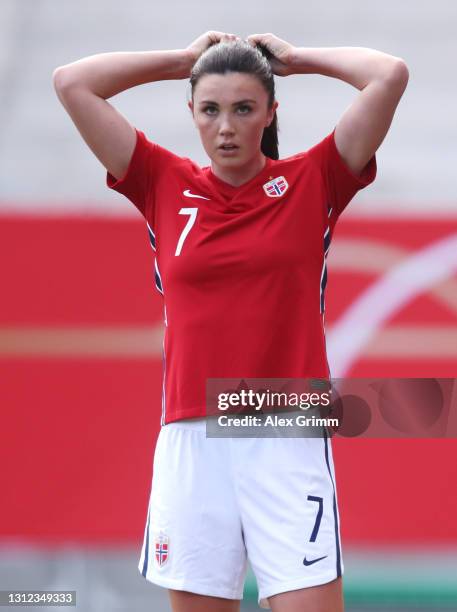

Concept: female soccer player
[[53, 31, 408, 612]]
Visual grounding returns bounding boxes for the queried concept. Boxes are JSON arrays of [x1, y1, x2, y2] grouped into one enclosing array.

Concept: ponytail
[[261, 112, 279, 160]]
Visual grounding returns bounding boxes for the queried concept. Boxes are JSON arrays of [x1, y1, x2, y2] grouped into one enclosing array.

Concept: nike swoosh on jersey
[[183, 190, 210, 200], [303, 555, 328, 566]]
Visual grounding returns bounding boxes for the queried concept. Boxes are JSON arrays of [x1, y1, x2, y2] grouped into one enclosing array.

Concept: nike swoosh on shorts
[[183, 190, 210, 200], [303, 555, 328, 566]]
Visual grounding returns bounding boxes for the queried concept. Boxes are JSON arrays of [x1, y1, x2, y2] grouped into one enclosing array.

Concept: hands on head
[[186, 31, 241, 65], [186, 31, 295, 76]]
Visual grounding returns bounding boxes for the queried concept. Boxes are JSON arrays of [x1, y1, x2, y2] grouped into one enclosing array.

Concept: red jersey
[[107, 128, 376, 424]]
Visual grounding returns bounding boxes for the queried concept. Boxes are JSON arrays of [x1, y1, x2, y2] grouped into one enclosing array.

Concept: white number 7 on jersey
[[175, 207, 198, 256]]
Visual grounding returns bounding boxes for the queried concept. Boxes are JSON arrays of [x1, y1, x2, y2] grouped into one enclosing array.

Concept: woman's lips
[[218, 145, 239, 155]]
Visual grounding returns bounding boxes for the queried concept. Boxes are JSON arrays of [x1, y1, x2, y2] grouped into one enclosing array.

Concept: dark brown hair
[[189, 40, 279, 160]]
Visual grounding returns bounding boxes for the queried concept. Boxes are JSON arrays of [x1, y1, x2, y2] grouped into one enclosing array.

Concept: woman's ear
[[187, 100, 194, 115], [266, 100, 279, 127]]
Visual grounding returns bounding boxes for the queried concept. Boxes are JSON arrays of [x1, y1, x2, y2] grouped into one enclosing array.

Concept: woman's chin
[[213, 155, 245, 167]]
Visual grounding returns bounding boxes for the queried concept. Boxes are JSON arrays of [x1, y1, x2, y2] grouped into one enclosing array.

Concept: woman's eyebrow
[[199, 99, 257, 105]]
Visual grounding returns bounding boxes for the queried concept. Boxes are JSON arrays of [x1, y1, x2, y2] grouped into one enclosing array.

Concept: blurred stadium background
[[1, 0, 456, 610]]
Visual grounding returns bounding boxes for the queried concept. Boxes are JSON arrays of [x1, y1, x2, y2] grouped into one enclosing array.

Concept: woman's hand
[[186, 31, 241, 67], [246, 33, 296, 76]]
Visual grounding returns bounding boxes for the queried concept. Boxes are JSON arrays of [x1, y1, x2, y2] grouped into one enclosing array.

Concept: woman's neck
[[211, 153, 267, 187]]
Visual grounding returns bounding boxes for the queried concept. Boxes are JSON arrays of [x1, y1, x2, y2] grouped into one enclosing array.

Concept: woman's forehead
[[193, 72, 266, 102]]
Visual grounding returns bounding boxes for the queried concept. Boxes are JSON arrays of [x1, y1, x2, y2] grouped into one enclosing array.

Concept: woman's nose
[[218, 115, 235, 135]]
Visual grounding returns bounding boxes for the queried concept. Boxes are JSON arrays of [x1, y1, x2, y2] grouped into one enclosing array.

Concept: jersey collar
[[203, 157, 274, 202]]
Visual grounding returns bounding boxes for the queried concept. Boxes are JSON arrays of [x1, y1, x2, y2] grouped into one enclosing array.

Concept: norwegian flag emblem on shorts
[[263, 175, 289, 198], [154, 533, 169, 567]]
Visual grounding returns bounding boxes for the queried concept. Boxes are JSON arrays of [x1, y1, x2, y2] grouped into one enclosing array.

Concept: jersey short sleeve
[[307, 127, 377, 218], [106, 128, 175, 223]]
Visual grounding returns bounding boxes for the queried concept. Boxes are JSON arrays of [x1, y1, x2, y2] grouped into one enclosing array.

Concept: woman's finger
[[247, 33, 273, 45], [246, 33, 263, 47], [220, 33, 240, 42]]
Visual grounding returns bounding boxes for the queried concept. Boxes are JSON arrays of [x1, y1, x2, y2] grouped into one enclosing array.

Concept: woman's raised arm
[[52, 50, 193, 180], [52, 32, 239, 180], [289, 46, 409, 176], [247, 34, 409, 177]]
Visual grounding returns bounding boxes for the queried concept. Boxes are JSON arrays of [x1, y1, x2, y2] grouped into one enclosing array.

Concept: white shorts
[[138, 416, 343, 609]]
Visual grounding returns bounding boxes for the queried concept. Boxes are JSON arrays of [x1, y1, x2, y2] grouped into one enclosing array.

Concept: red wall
[[2, 215, 456, 545]]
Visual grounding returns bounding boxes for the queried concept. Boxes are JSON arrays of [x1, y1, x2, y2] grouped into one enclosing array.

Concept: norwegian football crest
[[263, 175, 289, 198], [154, 532, 169, 567]]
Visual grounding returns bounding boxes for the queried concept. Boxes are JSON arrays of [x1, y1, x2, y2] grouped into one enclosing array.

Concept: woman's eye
[[202, 105, 251, 115]]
